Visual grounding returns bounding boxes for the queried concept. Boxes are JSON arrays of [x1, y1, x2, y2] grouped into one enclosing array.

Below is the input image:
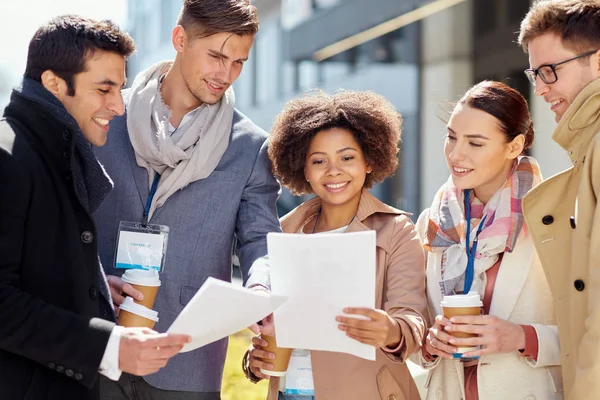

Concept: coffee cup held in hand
[[259, 334, 293, 377], [118, 296, 159, 329], [121, 269, 161, 309], [441, 292, 482, 358]]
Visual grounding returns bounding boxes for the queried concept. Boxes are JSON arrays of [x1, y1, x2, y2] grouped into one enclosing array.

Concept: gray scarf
[[126, 60, 234, 219]]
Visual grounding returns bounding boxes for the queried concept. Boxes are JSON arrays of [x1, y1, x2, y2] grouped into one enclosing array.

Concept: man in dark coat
[[0, 15, 190, 400]]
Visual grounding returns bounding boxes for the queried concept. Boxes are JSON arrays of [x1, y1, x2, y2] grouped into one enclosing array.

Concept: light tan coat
[[522, 78, 600, 399], [264, 190, 428, 400]]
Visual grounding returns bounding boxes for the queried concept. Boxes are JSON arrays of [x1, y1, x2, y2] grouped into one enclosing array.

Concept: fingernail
[[449, 339, 456, 344], [336, 317, 341, 322], [343, 308, 349, 313]]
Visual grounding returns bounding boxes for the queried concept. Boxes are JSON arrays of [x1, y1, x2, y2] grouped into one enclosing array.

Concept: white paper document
[[267, 231, 376, 360], [167, 277, 287, 353]]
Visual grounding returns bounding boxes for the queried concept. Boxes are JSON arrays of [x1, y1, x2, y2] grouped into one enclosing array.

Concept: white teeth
[[326, 182, 348, 189], [551, 99, 563, 106], [453, 167, 472, 173], [208, 82, 223, 90], [93, 117, 109, 126]]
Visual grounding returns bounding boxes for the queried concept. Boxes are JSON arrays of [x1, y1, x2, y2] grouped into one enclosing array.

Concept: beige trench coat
[[253, 190, 427, 400], [522, 77, 600, 399]]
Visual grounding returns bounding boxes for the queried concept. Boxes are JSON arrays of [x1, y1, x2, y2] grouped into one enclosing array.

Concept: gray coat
[[93, 108, 281, 392]]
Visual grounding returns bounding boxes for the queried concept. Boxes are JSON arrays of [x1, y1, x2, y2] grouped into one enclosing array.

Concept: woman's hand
[[446, 314, 526, 357], [247, 336, 276, 380], [336, 308, 402, 348], [424, 315, 457, 360]]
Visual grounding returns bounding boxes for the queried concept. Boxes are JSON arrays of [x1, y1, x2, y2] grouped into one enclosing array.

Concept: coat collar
[[488, 230, 534, 321], [4, 92, 76, 174], [553, 77, 600, 165], [280, 189, 407, 239]]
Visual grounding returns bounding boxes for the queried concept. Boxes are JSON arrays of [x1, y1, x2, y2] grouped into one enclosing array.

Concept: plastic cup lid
[[440, 291, 482, 307], [121, 269, 161, 286], [119, 297, 159, 321]]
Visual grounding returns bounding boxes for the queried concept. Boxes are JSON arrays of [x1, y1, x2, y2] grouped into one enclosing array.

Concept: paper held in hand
[[267, 231, 377, 360], [167, 277, 287, 353]]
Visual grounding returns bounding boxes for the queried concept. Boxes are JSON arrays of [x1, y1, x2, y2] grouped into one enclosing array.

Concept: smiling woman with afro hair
[[242, 90, 428, 400], [267, 90, 402, 195]]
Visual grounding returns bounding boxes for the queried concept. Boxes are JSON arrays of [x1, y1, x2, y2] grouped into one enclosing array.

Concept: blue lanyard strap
[[143, 173, 161, 225], [463, 190, 486, 293]]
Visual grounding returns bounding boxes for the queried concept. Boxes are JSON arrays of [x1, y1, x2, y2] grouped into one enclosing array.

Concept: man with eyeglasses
[[518, 1, 600, 399]]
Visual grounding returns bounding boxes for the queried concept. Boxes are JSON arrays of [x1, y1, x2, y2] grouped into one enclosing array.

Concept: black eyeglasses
[[524, 49, 599, 86]]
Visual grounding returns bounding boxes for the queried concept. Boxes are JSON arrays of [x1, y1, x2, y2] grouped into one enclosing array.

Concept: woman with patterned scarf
[[416, 81, 563, 400]]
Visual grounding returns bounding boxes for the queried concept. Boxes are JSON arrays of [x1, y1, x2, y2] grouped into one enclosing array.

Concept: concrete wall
[[419, 0, 473, 211]]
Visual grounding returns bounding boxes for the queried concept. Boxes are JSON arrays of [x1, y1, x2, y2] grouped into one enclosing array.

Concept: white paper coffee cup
[[118, 296, 159, 329], [441, 292, 483, 357]]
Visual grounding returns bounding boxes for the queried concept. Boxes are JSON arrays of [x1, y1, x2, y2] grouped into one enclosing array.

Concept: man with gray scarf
[[94, 1, 281, 399]]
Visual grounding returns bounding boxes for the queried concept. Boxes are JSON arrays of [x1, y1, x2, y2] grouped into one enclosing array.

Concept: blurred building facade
[[126, 0, 570, 217]]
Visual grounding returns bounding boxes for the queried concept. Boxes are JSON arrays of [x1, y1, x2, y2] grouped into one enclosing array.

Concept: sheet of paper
[[167, 277, 287, 353], [268, 231, 376, 360]]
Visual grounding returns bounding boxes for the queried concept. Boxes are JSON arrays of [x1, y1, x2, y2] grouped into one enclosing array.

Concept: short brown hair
[[459, 81, 534, 153], [268, 91, 402, 195], [519, 0, 600, 53], [177, 0, 259, 39], [24, 15, 135, 96]]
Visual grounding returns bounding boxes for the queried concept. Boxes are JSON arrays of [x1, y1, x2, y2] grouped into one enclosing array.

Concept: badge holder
[[115, 221, 169, 272], [284, 349, 315, 396]]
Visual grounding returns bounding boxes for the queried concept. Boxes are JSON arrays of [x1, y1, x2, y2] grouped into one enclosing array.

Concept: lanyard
[[142, 173, 161, 225], [463, 190, 486, 293]]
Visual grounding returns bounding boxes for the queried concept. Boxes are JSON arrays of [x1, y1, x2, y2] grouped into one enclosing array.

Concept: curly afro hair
[[268, 90, 402, 195]]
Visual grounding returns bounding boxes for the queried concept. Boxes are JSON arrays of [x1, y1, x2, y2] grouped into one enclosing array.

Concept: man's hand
[[107, 275, 144, 312], [118, 328, 191, 376], [248, 336, 275, 380]]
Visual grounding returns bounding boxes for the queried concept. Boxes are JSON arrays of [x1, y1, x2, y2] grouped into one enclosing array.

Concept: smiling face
[[54, 50, 126, 146], [175, 28, 253, 105], [304, 127, 372, 209], [528, 33, 600, 123], [445, 104, 523, 204]]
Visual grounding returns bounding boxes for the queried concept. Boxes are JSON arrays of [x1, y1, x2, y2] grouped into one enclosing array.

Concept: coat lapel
[[124, 125, 150, 210], [488, 231, 534, 320]]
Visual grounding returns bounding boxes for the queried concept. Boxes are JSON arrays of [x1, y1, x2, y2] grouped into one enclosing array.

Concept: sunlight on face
[[304, 127, 371, 208], [178, 30, 253, 105], [58, 50, 126, 146], [444, 104, 519, 203], [528, 33, 600, 123]]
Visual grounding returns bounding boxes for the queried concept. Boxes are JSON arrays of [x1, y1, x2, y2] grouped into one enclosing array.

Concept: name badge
[[284, 349, 315, 396], [115, 221, 169, 272]]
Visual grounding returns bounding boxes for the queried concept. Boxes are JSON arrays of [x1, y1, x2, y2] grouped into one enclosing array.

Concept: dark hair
[[177, 0, 259, 39], [458, 81, 534, 152], [519, 0, 600, 54], [24, 15, 135, 96], [268, 90, 402, 195]]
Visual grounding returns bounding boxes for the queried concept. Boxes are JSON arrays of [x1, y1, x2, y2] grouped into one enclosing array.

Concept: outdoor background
[[0, 1, 574, 399]]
